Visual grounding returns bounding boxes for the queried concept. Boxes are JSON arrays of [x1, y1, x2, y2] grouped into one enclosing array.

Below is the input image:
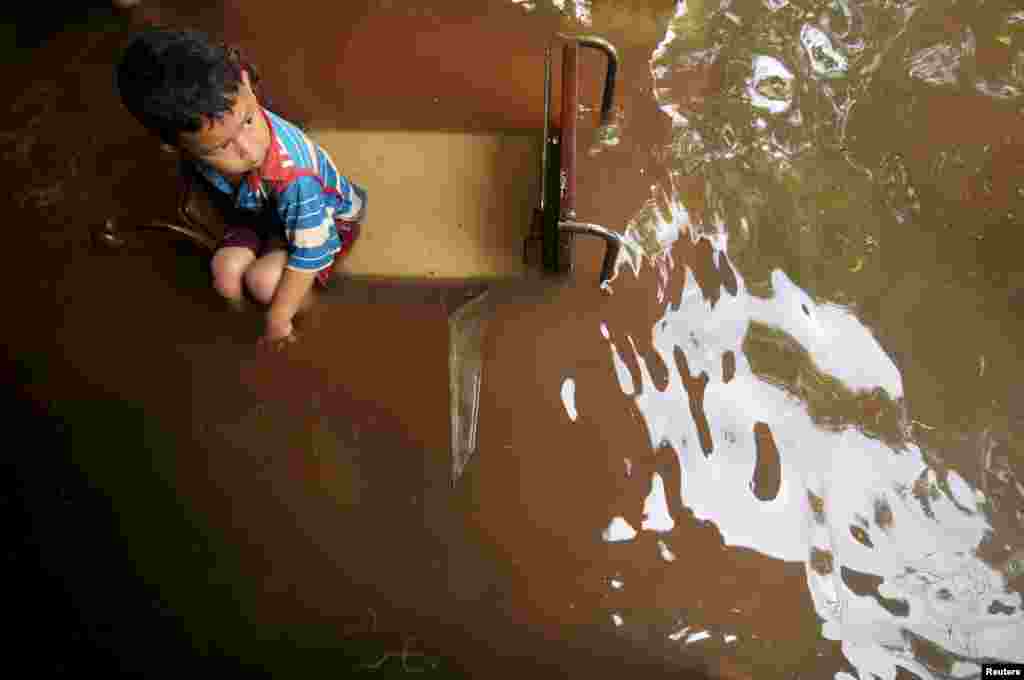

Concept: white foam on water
[[747, 55, 796, 114], [572, 0, 592, 25], [685, 630, 711, 644], [657, 538, 677, 562], [590, 243, 1022, 675], [642, 472, 675, 533], [602, 516, 637, 543], [511, 0, 591, 24], [951, 661, 981, 678], [750, 270, 903, 398], [607, 339, 636, 396], [561, 377, 578, 422]]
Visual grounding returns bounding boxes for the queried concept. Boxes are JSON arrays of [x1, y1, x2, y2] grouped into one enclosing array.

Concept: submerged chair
[[95, 34, 623, 487]]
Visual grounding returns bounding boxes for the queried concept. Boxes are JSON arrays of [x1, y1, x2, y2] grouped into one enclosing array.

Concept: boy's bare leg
[[211, 246, 257, 312], [244, 247, 288, 306], [244, 242, 320, 318]]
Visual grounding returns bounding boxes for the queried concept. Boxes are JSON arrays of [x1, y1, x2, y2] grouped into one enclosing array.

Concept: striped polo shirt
[[186, 106, 365, 273]]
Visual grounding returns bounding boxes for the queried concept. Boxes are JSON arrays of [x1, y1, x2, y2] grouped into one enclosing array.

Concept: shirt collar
[[245, 106, 293, 194]]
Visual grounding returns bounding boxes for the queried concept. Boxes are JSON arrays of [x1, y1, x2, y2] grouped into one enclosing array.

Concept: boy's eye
[[203, 113, 254, 155]]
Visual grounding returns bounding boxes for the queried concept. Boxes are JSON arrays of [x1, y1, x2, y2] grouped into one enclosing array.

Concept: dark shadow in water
[[721, 350, 736, 384], [807, 490, 826, 526], [688, 238, 740, 309], [6, 356, 281, 677], [840, 566, 910, 618], [849, 520, 875, 548], [673, 348, 713, 457], [751, 423, 781, 501], [809, 547, 834, 576], [873, 495, 895, 532], [690, 238, 723, 308]]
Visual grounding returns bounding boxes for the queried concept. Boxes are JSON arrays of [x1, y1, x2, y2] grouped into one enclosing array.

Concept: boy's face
[[178, 70, 271, 178]]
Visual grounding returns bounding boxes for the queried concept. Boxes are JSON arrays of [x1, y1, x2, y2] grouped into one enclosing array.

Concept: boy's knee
[[211, 250, 252, 300], [212, 269, 245, 299], [244, 262, 281, 305]]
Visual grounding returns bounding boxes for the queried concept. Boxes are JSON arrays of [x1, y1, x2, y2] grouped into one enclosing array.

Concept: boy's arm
[[265, 176, 337, 340], [266, 267, 316, 337]]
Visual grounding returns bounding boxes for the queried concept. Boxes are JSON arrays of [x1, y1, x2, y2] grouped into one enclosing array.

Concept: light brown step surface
[[310, 128, 542, 282]]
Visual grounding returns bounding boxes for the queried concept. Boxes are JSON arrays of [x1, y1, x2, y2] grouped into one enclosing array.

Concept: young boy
[[114, 28, 366, 347]]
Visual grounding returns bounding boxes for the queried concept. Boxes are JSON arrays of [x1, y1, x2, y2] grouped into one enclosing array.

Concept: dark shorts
[[219, 218, 361, 290]]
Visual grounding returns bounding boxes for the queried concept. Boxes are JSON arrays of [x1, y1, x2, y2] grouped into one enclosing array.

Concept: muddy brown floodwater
[[4, 0, 1023, 677]]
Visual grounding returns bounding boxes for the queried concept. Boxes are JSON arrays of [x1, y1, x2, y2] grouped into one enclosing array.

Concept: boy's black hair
[[115, 27, 267, 147]]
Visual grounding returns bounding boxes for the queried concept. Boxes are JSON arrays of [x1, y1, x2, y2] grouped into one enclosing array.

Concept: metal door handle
[[557, 220, 623, 288]]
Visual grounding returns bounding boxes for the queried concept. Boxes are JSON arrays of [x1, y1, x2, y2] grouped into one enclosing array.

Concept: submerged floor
[[4, 1, 1023, 678]]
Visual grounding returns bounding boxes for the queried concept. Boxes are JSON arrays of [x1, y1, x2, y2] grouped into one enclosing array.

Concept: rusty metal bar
[[556, 33, 619, 129], [577, 35, 618, 128], [93, 218, 218, 253], [559, 40, 578, 221], [557, 219, 624, 288], [540, 46, 552, 213]]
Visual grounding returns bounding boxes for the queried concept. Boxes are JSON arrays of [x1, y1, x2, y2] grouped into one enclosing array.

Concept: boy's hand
[[262, 268, 316, 350], [259, 316, 297, 350]]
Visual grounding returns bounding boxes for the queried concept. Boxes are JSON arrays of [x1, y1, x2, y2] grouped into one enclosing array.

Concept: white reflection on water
[[601, 215, 1023, 677], [510, 0, 591, 25], [560, 377, 578, 422]]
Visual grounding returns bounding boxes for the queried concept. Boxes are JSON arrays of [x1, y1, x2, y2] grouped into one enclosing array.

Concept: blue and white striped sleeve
[[276, 175, 335, 273], [317, 146, 367, 222]]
